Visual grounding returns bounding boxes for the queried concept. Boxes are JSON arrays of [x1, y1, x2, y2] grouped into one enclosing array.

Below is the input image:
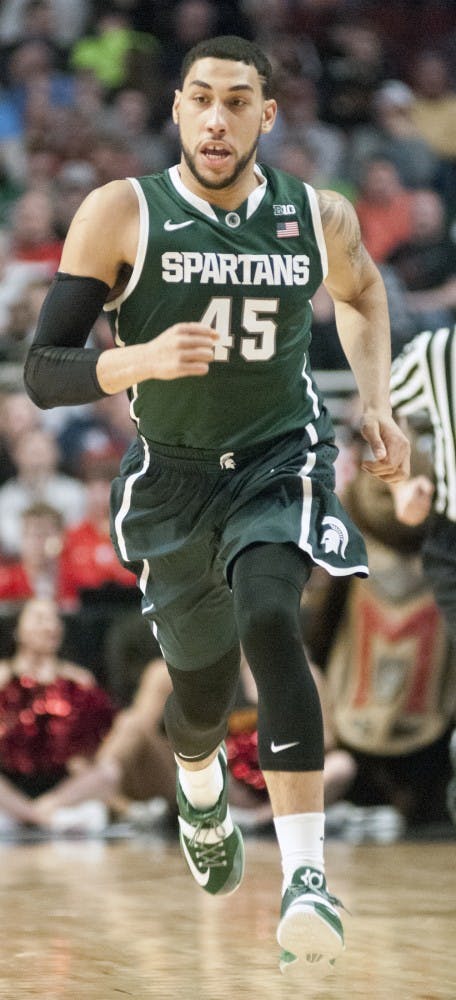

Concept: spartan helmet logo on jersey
[[321, 516, 349, 558], [219, 452, 236, 470]]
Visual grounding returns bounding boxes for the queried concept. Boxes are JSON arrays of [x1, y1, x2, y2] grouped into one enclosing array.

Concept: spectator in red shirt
[[9, 189, 63, 274], [0, 502, 77, 611], [0, 489, 135, 690], [355, 156, 414, 263], [60, 454, 135, 596]]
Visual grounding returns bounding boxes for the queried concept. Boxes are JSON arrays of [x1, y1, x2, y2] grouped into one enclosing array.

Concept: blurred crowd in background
[[0, 0, 454, 371], [0, 0, 454, 839]]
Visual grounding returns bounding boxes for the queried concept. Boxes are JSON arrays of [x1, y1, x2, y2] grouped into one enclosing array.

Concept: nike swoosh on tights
[[179, 825, 210, 886], [270, 741, 300, 753], [164, 219, 195, 231]]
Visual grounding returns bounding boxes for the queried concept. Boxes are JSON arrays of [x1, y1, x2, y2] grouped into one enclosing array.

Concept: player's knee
[[166, 691, 227, 730], [163, 691, 231, 759], [165, 646, 240, 733], [235, 597, 297, 657]]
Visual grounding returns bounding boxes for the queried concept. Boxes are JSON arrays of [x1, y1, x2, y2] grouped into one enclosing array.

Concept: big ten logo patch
[[273, 204, 296, 216]]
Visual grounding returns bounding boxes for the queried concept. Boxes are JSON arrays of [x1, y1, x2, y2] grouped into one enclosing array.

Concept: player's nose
[[205, 101, 227, 131]]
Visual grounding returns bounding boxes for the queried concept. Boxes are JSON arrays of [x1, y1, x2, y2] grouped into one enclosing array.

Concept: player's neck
[[177, 158, 261, 211]]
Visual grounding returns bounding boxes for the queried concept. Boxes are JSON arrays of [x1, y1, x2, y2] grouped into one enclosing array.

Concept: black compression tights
[[164, 543, 324, 770], [164, 645, 241, 762], [232, 543, 324, 772]]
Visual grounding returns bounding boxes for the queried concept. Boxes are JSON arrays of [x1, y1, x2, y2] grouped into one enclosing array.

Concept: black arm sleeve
[[24, 272, 111, 409]]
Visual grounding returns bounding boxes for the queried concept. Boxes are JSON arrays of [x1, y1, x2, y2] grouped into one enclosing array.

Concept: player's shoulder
[[314, 188, 360, 246], [67, 178, 146, 243], [82, 178, 139, 216], [88, 170, 170, 215], [316, 188, 356, 218]]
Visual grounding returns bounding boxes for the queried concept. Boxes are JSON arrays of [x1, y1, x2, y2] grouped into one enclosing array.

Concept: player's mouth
[[199, 143, 232, 168]]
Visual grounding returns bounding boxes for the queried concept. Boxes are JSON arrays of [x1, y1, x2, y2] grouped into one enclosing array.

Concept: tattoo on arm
[[317, 190, 368, 269]]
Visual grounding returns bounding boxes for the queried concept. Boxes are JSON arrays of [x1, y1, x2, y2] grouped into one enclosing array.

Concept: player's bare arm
[[96, 321, 220, 394], [59, 179, 139, 289], [59, 182, 219, 392], [318, 189, 410, 483], [24, 181, 220, 409]]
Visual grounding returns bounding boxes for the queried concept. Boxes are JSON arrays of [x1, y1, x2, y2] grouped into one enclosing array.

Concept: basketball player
[[24, 36, 409, 975]]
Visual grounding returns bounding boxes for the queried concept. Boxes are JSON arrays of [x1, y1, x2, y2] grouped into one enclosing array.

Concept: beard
[[180, 130, 261, 191]]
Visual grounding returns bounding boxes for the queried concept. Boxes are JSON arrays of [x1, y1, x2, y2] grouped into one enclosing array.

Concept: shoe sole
[[277, 903, 344, 971]]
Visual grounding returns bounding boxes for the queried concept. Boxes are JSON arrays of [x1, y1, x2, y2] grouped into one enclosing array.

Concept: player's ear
[[261, 99, 277, 133], [172, 90, 181, 125]]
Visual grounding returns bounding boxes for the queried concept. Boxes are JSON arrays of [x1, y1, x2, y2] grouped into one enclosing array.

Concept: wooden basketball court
[[0, 835, 454, 999]]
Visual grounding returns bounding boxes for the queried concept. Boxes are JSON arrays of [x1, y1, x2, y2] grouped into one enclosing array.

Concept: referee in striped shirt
[[390, 325, 456, 648], [390, 325, 456, 823]]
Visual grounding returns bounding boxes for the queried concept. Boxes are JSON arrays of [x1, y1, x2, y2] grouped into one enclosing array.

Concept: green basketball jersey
[[105, 163, 331, 452]]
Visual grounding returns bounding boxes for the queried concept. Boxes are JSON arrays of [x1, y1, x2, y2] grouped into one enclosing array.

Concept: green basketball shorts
[[110, 428, 368, 671]]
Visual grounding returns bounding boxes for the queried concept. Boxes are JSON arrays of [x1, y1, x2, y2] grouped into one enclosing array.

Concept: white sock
[[274, 812, 325, 890], [177, 755, 223, 809]]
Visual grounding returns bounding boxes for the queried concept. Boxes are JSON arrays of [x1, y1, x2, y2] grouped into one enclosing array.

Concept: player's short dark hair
[[181, 35, 273, 98]]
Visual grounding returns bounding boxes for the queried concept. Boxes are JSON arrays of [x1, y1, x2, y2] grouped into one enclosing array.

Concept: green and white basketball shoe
[[277, 866, 345, 975], [177, 746, 245, 896]]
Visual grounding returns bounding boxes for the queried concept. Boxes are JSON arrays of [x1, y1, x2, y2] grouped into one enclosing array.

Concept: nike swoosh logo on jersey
[[270, 740, 300, 753], [179, 825, 210, 886], [164, 219, 195, 231]]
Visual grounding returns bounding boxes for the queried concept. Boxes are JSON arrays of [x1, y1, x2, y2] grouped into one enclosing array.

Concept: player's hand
[[360, 414, 411, 483], [145, 322, 220, 379], [391, 475, 435, 525]]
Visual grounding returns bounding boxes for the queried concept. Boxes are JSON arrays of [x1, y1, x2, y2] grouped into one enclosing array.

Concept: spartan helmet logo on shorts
[[321, 516, 349, 558], [219, 452, 236, 470]]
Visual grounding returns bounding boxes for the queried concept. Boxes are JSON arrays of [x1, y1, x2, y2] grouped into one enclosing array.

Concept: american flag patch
[[276, 220, 299, 238]]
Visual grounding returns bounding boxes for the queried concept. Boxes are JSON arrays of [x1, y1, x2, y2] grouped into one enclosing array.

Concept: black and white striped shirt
[[390, 326, 456, 521]]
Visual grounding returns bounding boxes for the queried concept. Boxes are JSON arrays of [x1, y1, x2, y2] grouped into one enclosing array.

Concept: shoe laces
[[288, 879, 345, 912], [190, 818, 228, 869]]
